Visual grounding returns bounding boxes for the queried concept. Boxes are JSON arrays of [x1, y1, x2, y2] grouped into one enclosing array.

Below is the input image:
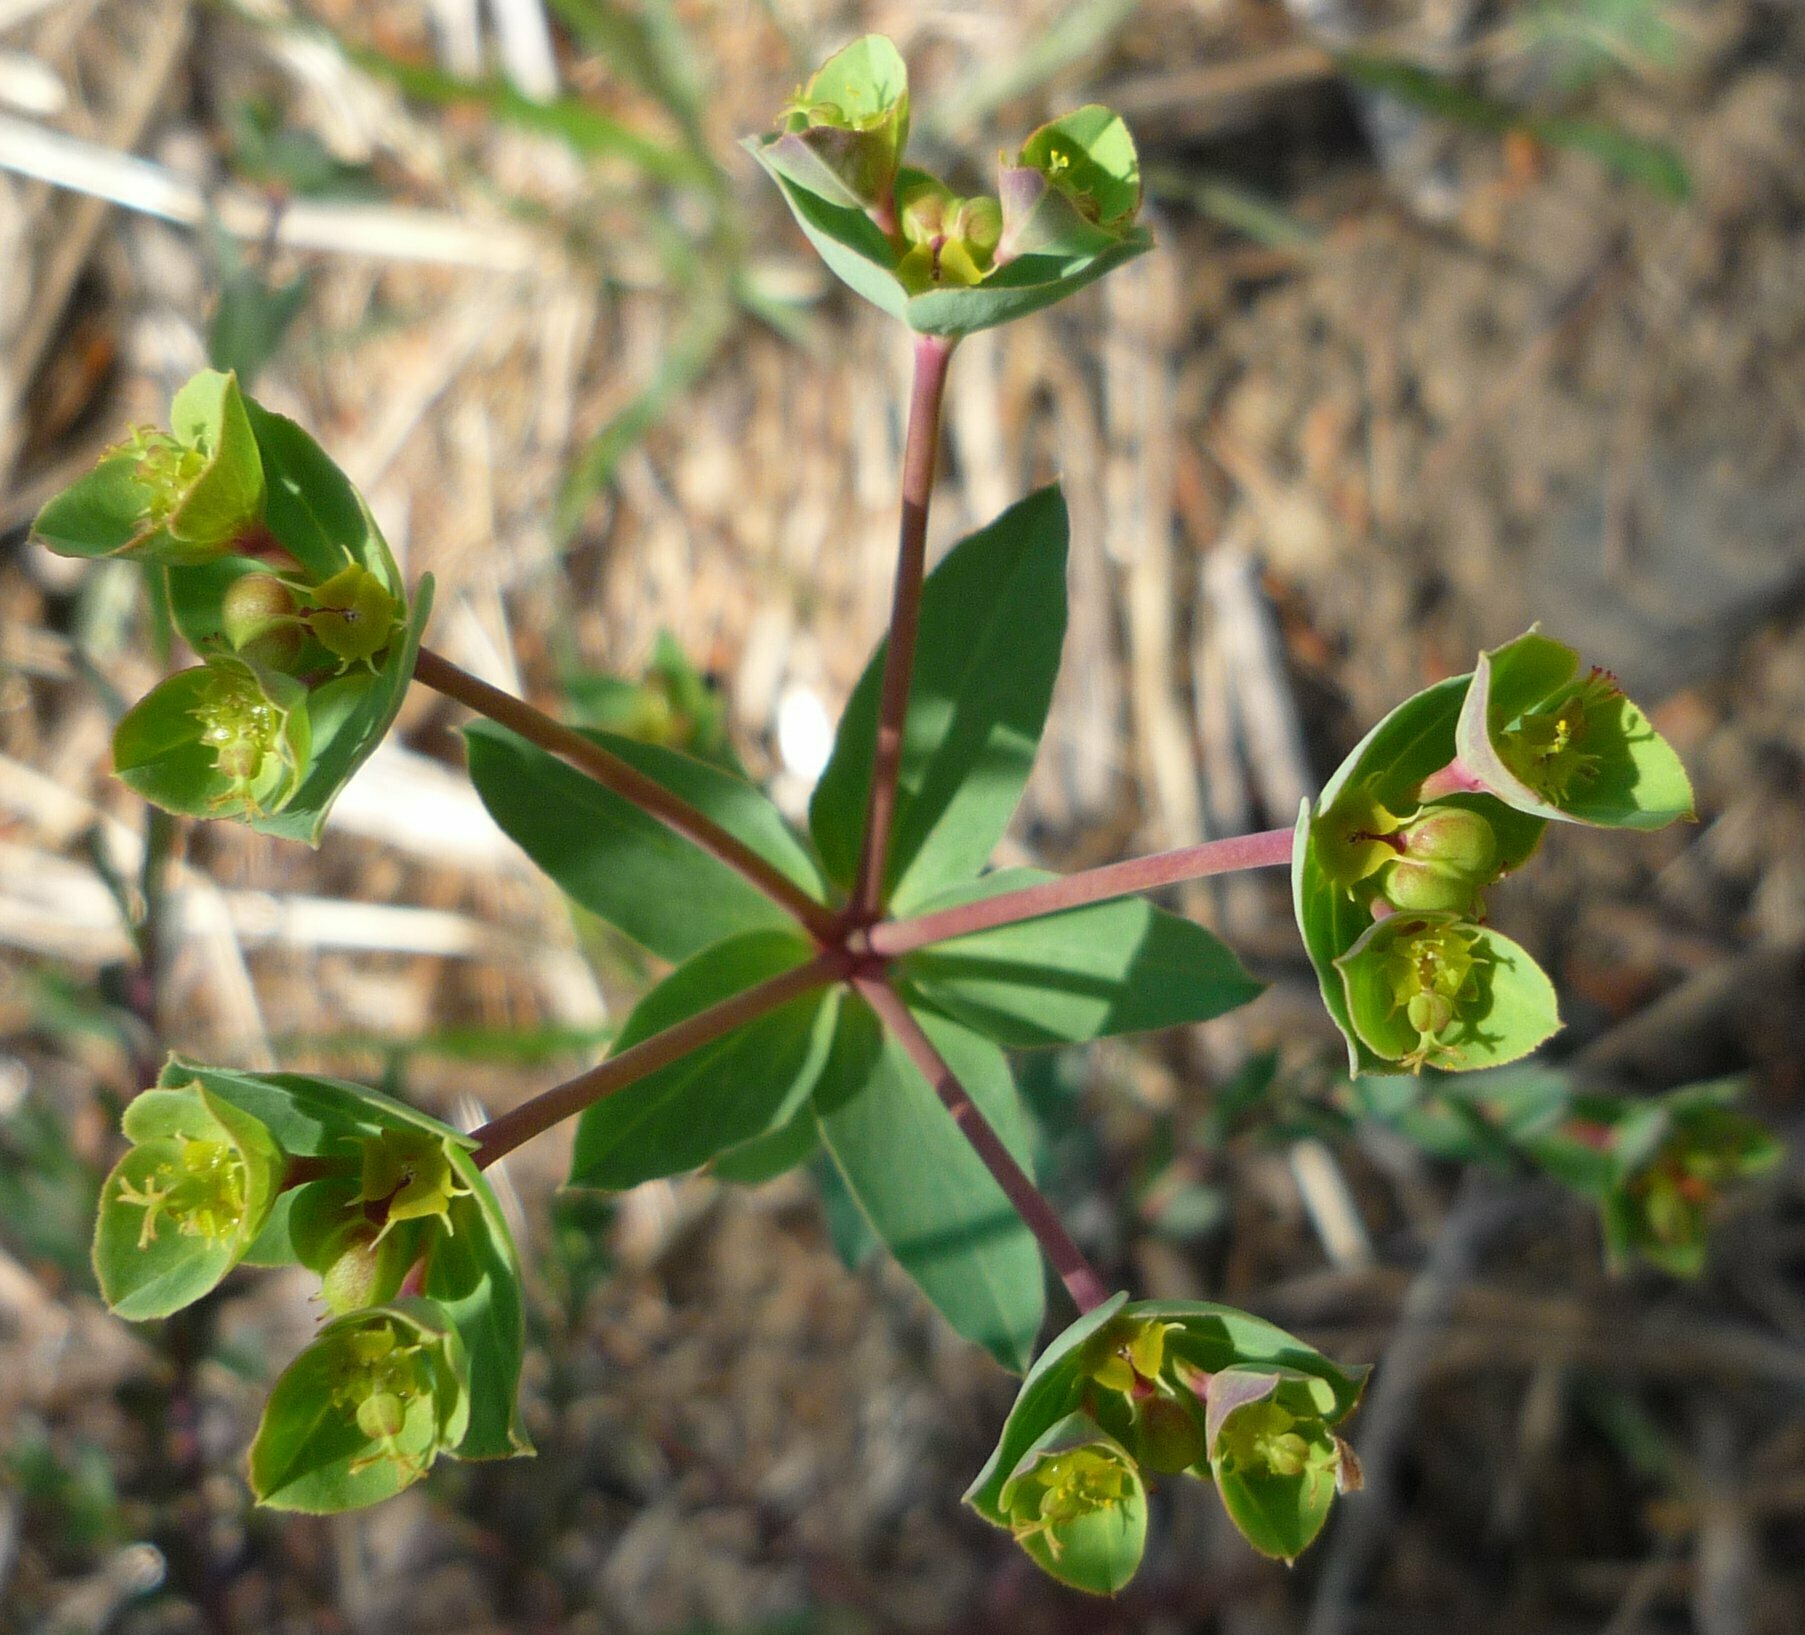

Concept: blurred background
[[2, 1, 1803, 1631]]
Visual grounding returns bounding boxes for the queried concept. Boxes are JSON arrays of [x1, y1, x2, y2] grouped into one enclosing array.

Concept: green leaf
[[811, 488, 1068, 908], [1335, 914, 1561, 1075], [166, 370, 264, 552], [1455, 631, 1695, 831], [466, 722, 828, 964], [568, 930, 838, 1188], [768, 34, 910, 213], [901, 869, 1262, 1046], [249, 1298, 471, 1512], [427, 1148, 533, 1458], [1000, 105, 1142, 262], [709, 1104, 820, 1185], [815, 998, 1045, 1370]]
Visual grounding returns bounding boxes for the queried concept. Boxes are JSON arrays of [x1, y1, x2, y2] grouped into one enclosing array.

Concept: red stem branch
[[868, 826, 1296, 957], [854, 975, 1111, 1315], [851, 333, 957, 924], [413, 646, 840, 945], [470, 952, 842, 1168]]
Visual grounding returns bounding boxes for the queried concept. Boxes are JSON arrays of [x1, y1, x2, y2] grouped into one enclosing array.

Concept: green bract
[[1204, 1367, 1358, 1563], [999, 105, 1143, 262], [248, 1299, 471, 1512], [93, 1080, 284, 1320], [767, 34, 909, 214], [113, 655, 312, 821], [1454, 630, 1694, 829], [998, 1413, 1148, 1595], [1335, 911, 1560, 1074], [968, 1295, 1367, 1589], [747, 37, 1150, 336], [31, 370, 263, 564]]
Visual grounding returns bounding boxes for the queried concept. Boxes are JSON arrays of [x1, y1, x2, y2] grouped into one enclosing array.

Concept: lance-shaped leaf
[[996, 1413, 1148, 1595], [815, 998, 1044, 1371], [1335, 912, 1560, 1075], [568, 930, 839, 1189], [32, 370, 263, 564], [899, 868, 1262, 1047], [112, 655, 312, 823], [467, 722, 828, 964], [1454, 630, 1694, 829], [998, 105, 1142, 263], [248, 1298, 470, 1512], [93, 1080, 285, 1320], [1204, 1367, 1356, 1563], [811, 487, 1068, 909], [764, 34, 909, 213]]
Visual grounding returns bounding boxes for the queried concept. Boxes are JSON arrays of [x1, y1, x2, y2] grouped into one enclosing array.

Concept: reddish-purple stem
[[868, 825, 1296, 957], [850, 333, 957, 924], [413, 646, 841, 945], [470, 952, 841, 1168], [854, 975, 1112, 1315]]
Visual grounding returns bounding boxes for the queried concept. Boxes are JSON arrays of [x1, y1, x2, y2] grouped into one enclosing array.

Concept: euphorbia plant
[[36, 33, 1771, 1595]]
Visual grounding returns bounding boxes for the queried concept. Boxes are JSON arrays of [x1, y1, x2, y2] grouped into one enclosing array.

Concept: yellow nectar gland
[[114, 1138, 248, 1250], [1084, 1314, 1177, 1395]]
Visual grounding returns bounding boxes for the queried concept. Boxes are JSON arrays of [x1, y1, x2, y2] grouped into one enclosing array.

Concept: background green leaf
[[901, 869, 1262, 1045], [466, 721, 828, 963], [810, 487, 1068, 910]]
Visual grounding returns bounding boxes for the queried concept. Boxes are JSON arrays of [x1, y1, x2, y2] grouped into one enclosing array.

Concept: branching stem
[[470, 952, 842, 1168], [851, 332, 957, 924], [413, 646, 841, 945], [854, 975, 1111, 1315], [868, 825, 1296, 956]]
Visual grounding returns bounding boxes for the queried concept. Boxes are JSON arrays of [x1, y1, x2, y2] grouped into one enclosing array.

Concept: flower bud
[[896, 178, 1003, 293], [1377, 804, 1498, 914]]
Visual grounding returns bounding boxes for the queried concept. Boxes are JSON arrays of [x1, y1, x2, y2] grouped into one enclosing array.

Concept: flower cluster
[[1295, 629, 1691, 1075], [32, 370, 429, 841]]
